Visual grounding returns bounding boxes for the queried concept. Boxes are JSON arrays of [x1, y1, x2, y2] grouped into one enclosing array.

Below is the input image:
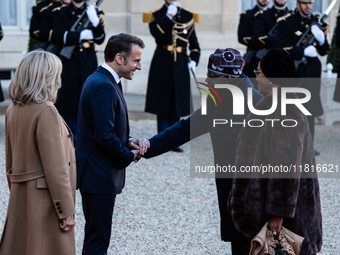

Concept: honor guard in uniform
[[51, 0, 105, 144], [143, 0, 200, 152], [29, 0, 55, 50], [277, 0, 330, 154], [253, 0, 291, 60], [238, 0, 270, 78], [39, 0, 71, 48]]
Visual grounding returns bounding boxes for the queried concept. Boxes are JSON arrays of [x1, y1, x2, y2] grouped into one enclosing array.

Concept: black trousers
[[81, 192, 117, 255]]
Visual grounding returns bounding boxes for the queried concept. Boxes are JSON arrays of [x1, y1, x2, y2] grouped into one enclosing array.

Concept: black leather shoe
[[172, 147, 184, 153]]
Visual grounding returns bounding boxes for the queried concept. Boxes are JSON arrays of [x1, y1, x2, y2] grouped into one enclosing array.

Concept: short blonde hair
[[8, 50, 62, 105]]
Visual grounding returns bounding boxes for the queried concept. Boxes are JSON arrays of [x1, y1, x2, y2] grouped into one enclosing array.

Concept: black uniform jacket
[[238, 5, 264, 51], [39, 1, 62, 45], [277, 11, 330, 116], [29, 0, 53, 40], [145, 4, 200, 118], [238, 5, 267, 77], [253, 6, 290, 49], [277, 11, 329, 60]]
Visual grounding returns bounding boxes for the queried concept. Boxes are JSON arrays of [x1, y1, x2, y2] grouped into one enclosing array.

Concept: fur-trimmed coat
[[228, 94, 322, 255]]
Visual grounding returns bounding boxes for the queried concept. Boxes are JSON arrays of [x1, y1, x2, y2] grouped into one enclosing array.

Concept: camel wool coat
[[0, 101, 76, 255]]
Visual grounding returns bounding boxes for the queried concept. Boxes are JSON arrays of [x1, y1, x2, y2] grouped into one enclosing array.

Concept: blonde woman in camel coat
[[0, 50, 76, 255]]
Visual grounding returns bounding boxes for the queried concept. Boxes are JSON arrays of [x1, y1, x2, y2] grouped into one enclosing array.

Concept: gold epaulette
[[254, 10, 263, 17], [193, 13, 199, 23], [143, 12, 154, 23], [40, 2, 53, 12], [52, 5, 66, 12], [32, 0, 44, 8], [240, 9, 249, 15], [277, 13, 291, 22]]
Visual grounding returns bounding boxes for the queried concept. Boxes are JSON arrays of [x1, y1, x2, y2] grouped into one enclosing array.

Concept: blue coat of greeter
[[145, 74, 263, 243]]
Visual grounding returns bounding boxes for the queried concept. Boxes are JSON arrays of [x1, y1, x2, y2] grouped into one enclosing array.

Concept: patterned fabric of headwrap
[[207, 48, 245, 77]]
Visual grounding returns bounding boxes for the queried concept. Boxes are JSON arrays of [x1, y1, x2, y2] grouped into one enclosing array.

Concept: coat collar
[[97, 65, 117, 85]]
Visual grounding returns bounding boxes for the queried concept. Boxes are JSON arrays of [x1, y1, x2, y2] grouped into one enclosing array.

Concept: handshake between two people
[[128, 138, 150, 163]]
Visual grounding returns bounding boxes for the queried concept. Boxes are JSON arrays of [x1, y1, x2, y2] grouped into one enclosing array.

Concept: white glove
[[188, 60, 196, 72], [80, 29, 94, 41], [166, 4, 178, 20], [311, 24, 325, 46], [304, 45, 318, 58], [86, 5, 100, 27]]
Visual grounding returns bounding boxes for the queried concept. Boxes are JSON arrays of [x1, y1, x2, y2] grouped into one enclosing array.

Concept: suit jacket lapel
[[96, 66, 130, 136]]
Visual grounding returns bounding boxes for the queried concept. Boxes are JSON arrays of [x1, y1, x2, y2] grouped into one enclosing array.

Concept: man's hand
[[311, 25, 325, 46], [86, 5, 100, 27], [129, 138, 150, 156], [131, 149, 141, 163], [268, 215, 283, 236]]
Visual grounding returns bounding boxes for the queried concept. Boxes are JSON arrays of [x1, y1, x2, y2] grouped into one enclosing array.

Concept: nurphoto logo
[[199, 84, 312, 128]]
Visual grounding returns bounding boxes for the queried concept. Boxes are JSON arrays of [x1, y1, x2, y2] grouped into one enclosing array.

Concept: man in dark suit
[[76, 33, 149, 255], [144, 48, 263, 255], [143, 0, 200, 152]]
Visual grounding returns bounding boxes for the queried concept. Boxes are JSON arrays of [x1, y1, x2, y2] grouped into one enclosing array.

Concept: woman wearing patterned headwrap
[[229, 48, 322, 255], [144, 48, 263, 255]]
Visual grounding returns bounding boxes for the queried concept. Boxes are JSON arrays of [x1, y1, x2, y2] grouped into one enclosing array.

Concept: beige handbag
[[249, 222, 304, 255]]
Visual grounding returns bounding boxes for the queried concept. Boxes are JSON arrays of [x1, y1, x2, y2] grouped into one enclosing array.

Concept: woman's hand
[[60, 215, 75, 233], [268, 215, 283, 236]]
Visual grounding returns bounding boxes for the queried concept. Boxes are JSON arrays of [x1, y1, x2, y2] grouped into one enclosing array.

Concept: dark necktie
[[117, 81, 123, 92]]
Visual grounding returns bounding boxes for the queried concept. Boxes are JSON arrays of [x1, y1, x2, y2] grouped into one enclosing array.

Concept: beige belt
[[7, 169, 45, 183]]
